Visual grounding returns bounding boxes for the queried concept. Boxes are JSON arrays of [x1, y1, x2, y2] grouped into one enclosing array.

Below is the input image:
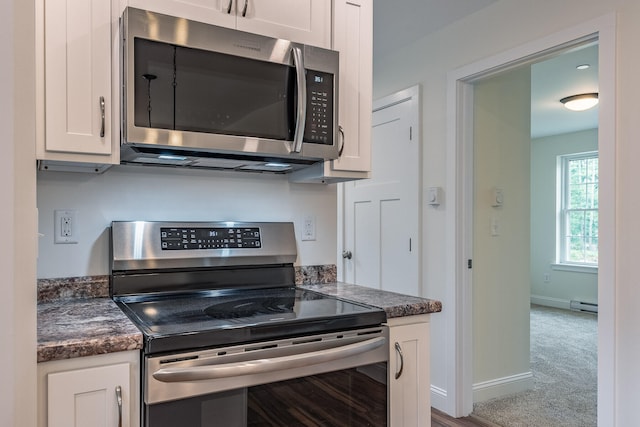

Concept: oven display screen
[[160, 227, 261, 250]]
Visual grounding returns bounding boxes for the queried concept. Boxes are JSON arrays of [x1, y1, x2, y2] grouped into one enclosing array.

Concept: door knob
[[342, 250, 352, 259]]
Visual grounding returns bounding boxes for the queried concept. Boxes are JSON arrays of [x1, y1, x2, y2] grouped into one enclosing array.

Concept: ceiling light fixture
[[576, 64, 590, 70], [560, 93, 599, 111]]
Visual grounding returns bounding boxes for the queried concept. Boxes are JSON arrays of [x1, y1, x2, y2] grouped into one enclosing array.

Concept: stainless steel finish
[[291, 47, 306, 153], [394, 342, 404, 379], [226, 0, 233, 13], [241, 0, 248, 17], [153, 337, 385, 382], [146, 326, 388, 404], [338, 125, 345, 157], [115, 385, 123, 427], [111, 221, 297, 271], [121, 7, 339, 166], [100, 96, 105, 138], [342, 250, 352, 259]]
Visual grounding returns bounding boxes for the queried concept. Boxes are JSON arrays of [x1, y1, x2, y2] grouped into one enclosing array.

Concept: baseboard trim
[[472, 371, 533, 403], [530, 295, 570, 310], [431, 384, 448, 412]]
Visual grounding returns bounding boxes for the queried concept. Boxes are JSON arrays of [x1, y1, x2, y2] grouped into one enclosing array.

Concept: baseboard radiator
[[570, 300, 598, 313]]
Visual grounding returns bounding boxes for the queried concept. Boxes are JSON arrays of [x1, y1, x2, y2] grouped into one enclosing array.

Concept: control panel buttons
[[160, 227, 261, 250]]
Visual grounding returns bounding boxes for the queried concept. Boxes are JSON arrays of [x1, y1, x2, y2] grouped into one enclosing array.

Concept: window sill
[[551, 263, 598, 274]]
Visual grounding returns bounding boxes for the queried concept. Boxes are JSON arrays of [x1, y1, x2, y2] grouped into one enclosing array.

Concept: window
[[558, 152, 598, 266]]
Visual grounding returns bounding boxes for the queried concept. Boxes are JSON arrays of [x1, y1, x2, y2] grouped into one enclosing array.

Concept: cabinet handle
[[338, 125, 345, 157], [100, 96, 105, 138], [226, 0, 233, 14], [115, 385, 123, 427], [241, 0, 248, 17], [394, 342, 404, 379]]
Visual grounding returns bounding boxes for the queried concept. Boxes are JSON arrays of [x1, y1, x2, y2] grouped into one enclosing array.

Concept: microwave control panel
[[305, 70, 334, 145], [160, 227, 261, 250]]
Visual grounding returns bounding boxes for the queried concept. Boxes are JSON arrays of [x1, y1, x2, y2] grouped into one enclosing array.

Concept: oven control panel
[[160, 227, 261, 250]]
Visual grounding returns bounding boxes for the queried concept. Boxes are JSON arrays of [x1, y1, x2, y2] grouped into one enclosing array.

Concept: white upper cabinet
[[37, 0, 118, 168], [332, 0, 372, 173], [290, 0, 372, 184], [123, 0, 331, 48], [236, 0, 331, 48]]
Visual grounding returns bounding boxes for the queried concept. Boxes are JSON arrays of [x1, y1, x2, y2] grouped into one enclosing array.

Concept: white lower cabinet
[[38, 351, 140, 427], [387, 315, 431, 426]]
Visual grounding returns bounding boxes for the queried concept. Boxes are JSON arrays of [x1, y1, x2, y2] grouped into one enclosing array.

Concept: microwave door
[[134, 38, 296, 143]]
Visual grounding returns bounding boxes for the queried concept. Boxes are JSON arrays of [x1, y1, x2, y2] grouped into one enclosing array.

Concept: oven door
[[144, 327, 388, 426]]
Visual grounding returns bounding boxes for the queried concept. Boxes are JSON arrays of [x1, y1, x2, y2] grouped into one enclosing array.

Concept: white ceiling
[[372, 0, 599, 139]]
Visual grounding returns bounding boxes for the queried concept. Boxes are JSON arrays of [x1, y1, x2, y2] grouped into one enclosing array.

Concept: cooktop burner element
[[203, 295, 294, 319], [110, 221, 387, 355]]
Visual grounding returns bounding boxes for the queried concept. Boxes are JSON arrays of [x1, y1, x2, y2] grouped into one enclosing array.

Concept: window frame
[[556, 151, 599, 268]]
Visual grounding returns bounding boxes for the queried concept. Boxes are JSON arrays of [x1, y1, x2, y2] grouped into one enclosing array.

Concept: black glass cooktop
[[114, 287, 386, 354]]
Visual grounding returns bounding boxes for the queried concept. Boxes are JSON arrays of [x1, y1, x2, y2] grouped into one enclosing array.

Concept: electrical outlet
[[54, 210, 78, 244], [302, 215, 316, 241]]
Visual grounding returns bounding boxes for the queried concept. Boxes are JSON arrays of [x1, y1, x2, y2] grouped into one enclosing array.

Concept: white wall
[[530, 129, 598, 308], [37, 166, 337, 278], [5, 0, 37, 426], [373, 0, 639, 423], [0, 0, 15, 421], [472, 67, 532, 399]]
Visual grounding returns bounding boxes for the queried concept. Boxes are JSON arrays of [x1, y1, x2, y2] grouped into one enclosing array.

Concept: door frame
[[338, 85, 421, 284], [445, 14, 616, 425]]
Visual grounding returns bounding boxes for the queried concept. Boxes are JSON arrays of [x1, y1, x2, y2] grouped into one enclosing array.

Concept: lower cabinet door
[[388, 317, 431, 426], [48, 363, 130, 427]]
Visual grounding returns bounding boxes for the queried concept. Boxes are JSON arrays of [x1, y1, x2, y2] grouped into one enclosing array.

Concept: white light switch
[[427, 187, 442, 206], [492, 187, 504, 207]]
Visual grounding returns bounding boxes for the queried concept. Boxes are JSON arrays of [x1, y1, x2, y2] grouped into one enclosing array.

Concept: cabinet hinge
[[409, 126, 413, 141], [409, 238, 412, 252], [467, 259, 472, 269]]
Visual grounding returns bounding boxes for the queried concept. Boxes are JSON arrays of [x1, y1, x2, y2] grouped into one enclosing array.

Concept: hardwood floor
[[432, 408, 502, 427]]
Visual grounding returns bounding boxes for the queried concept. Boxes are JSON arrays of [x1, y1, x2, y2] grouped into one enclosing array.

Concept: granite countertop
[[300, 282, 442, 318], [37, 273, 441, 363], [37, 297, 143, 363]]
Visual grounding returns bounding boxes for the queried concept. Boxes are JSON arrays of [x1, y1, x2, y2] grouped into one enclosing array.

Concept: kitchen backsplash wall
[[37, 165, 337, 278]]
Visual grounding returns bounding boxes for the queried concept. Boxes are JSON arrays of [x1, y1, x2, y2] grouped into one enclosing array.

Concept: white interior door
[[341, 86, 420, 296]]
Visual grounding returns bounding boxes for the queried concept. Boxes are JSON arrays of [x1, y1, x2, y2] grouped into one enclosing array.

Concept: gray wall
[[472, 66, 532, 400], [530, 128, 598, 307]]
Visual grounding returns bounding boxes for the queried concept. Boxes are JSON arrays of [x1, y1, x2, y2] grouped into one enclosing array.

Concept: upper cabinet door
[[44, 0, 112, 155], [123, 0, 236, 28], [332, 0, 372, 172], [236, 0, 331, 48]]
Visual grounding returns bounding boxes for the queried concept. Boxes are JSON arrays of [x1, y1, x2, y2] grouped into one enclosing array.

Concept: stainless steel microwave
[[120, 7, 340, 173]]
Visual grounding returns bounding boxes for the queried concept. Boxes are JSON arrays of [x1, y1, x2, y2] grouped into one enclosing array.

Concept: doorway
[[446, 16, 615, 425], [469, 43, 599, 425]]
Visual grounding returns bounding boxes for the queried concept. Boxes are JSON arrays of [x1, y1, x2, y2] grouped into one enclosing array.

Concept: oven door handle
[[152, 336, 386, 382]]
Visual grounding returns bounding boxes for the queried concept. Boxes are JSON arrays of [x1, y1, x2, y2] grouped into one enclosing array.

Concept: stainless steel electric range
[[110, 221, 389, 427]]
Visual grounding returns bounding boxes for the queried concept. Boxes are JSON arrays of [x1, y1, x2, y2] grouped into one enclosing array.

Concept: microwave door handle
[[152, 336, 386, 382], [291, 46, 306, 153]]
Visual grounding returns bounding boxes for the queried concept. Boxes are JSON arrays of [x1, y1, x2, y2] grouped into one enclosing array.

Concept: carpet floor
[[471, 304, 597, 427]]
